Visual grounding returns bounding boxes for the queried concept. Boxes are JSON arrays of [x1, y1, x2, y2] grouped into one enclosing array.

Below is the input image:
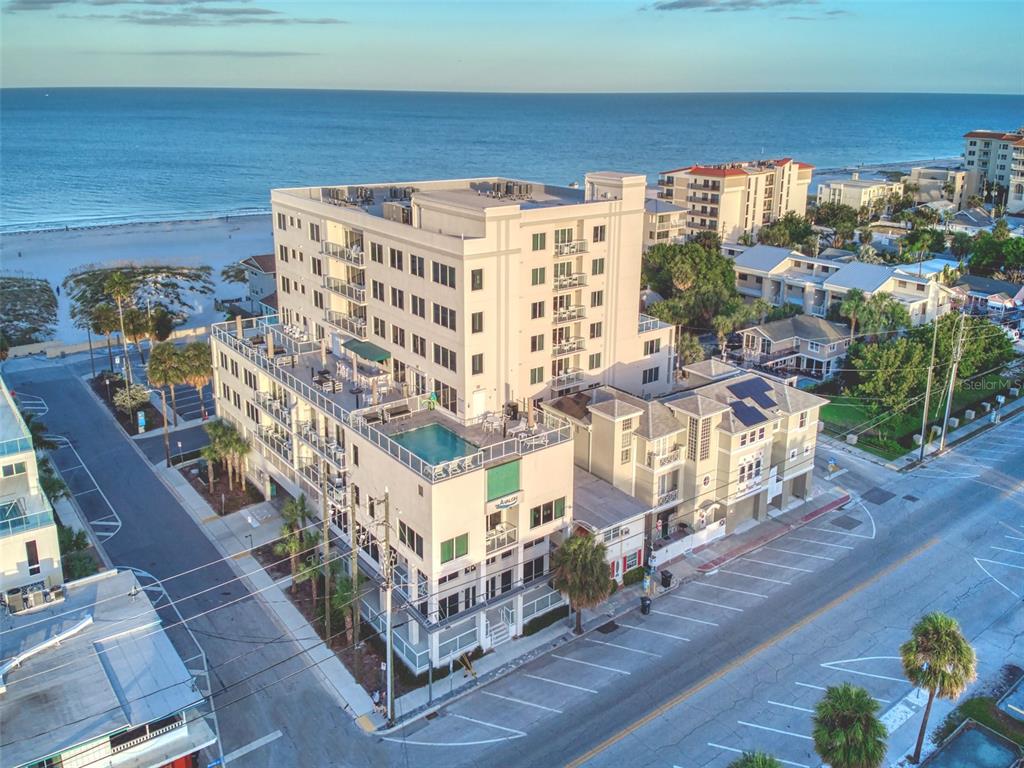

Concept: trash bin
[[640, 596, 652, 615], [661, 570, 673, 588]]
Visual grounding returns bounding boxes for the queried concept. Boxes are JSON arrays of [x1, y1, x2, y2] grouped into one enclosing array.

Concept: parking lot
[[125, 356, 214, 423], [386, 498, 879, 752], [46, 431, 123, 543]]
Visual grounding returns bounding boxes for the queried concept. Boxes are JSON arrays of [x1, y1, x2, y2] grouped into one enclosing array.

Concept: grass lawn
[[935, 696, 1024, 747], [820, 372, 1015, 461]]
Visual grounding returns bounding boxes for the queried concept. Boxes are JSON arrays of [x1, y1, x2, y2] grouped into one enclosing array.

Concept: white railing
[[522, 590, 564, 620], [554, 239, 588, 256], [255, 426, 292, 462], [646, 447, 681, 469], [438, 625, 479, 662], [657, 488, 679, 505], [296, 423, 347, 471], [323, 276, 367, 303], [552, 305, 586, 324], [360, 597, 430, 673], [552, 273, 587, 291], [321, 240, 365, 266], [551, 337, 585, 357], [325, 310, 367, 339], [551, 368, 584, 388], [638, 313, 670, 334], [485, 522, 518, 553], [254, 391, 291, 427]]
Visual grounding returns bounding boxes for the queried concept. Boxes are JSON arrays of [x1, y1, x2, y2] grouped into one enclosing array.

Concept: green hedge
[[622, 567, 645, 586], [523, 605, 570, 636]]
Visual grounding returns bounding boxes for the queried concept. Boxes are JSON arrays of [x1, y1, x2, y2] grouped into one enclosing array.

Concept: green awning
[[342, 338, 391, 363]]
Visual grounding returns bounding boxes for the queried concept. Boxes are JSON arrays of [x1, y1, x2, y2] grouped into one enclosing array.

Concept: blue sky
[[1, 1, 1021, 93]]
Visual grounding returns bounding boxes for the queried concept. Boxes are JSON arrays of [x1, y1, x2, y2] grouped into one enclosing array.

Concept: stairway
[[490, 621, 511, 648]]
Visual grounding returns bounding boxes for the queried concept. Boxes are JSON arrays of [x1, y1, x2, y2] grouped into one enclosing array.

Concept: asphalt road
[[136, 423, 210, 465]]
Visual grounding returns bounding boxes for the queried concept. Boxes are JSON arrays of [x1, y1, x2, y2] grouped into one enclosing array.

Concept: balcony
[[657, 488, 679, 506], [485, 522, 518, 554], [638, 313, 670, 334], [687, 194, 720, 204], [254, 391, 292, 427], [646, 447, 682, 470], [658, 177, 674, 187], [689, 206, 719, 217], [554, 240, 588, 256], [551, 337, 585, 357], [552, 273, 588, 291], [326, 310, 367, 339], [255, 425, 293, 462], [689, 182, 721, 191], [323, 276, 367, 304], [688, 220, 718, 231], [1, 500, 53, 538], [296, 422, 348, 471], [551, 368, 584, 388], [552, 305, 586, 325], [321, 240, 365, 266]]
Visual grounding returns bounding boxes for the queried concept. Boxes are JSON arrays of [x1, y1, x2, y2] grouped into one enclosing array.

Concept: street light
[[176, 440, 184, 465]]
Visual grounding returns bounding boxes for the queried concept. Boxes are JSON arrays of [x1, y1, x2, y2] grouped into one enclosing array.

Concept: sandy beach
[[809, 156, 961, 191], [0, 214, 273, 343]]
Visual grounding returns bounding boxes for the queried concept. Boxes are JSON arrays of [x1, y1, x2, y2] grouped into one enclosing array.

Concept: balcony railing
[[0, 502, 53, 538], [0, 435, 32, 458], [687, 194, 720, 204], [325, 310, 368, 339], [321, 240, 365, 266], [638, 313, 670, 334], [552, 273, 587, 291], [552, 305, 586, 325], [689, 182, 721, 191], [255, 426, 293, 463], [253, 391, 292, 427], [646, 447, 682, 469], [323, 276, 367, 303], [551, 368, 584, 388], [554, 240, 588, 256], [296, 422, 348, 471], [657, 488, 680, 506], [551, 337, 585, 357], [485, 522, 518, 553]]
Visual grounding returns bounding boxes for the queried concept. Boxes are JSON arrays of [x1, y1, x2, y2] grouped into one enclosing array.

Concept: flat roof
[[572, 470, 649, 531], [0, 570, 205, 767], [921, 720, 1020, 768]]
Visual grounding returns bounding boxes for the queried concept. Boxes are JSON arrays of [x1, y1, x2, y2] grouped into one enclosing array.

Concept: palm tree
[[676, 332, 705, 366], [105, 271, 136, 386], [812, 682, 887, 768], [750, 298, 771, 325], [551, 533, 611, 635], [202, 419, 229, 484], [839, 288, 868, 343], [274, 526, 305, 587], [147, 342, 179, 466], [223, 427, 251, 492], [199, 443, 219, 486], [91, 303, 120, 373], [293, 535, 324, 610], [19, 411, 56, 451], [183, 342, 213, 420], [712, 314, 738, 360], [901, 612, 977, 764], [330, 569, 356, 644], [728, 753, 783, 768]]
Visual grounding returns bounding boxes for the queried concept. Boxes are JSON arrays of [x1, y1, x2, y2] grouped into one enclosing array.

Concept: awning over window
[[342, 338, 391, 363]]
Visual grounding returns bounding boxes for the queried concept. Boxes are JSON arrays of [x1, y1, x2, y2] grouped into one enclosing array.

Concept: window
[[593, 224, 606, 243], [531, 334, 545, 352], [2, 461, 27, 478], [399, 521, 424, 558], [276, 212, 286, 230], [438, 593, 459, 619], [432, 261, 456, 288], [531, 267, 546, 285], [313, 290, 324, 310], [471, 311, 483, 333], [391, 287, 405, 309], [530, 366, 544, 385], [433, 344, 457, 372], [372, 317, 386, 339], [309, 222, 321, 242], [471, 268, 484, 291], [588, 352, 601, 369], [642, 366, 660, 385], [471, 354, 484, 375], [530, 301, 545, 319], [432, 303, 457, 331], [278, 244, 288, 262], [389, 247, 403, 270], [589, 322, 603, 339], [371, 280, 385, 301], [799, 410, 808, 429], [369, 242, 384, 263], [644, 339, 661, 355], [620, 447, 631, 464], [532, 232, 546, 251], [554, 227, 574, 245], [625, 551, 639, 570], [26, 540, 40, 575], [523, 556, 545, 584], [590, 290, 604, 308], [591, 257, 605, 276], [700, 417, 711, 461], [440, 533, 469, 563], [391, 325, 406, 348], [410, 253, 425, 278], [311, 256, 323, 277], [530, 498, 566, 528], [411, 295, 426, 318], [412, 334, 427, 357]]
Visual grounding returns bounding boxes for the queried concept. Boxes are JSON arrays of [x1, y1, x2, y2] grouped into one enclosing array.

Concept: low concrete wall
[[8, 325, 210, 360]]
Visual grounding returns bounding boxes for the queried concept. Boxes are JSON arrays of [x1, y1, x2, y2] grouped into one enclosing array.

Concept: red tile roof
[[964, 130, 1022, 141], [688, 166, 750, 177], [661, 159, 812, 177]]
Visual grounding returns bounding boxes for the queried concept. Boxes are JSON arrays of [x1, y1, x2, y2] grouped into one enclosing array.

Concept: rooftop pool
[[390, 423, 479, 465]]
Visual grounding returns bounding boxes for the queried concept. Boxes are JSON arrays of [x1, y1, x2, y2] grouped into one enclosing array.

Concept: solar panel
[[730, 401, 767, 428], [727, 378, 776, 410]]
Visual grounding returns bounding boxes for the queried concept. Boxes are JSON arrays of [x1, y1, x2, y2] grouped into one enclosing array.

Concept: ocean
[[1, 89, 1022, 232]]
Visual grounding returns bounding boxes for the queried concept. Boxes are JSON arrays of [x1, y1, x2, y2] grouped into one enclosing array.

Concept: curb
[[900, 401, 1024, 472]]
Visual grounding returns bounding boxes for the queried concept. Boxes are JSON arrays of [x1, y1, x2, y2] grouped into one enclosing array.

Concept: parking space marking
[[651, 609, 719, 627], [74, 488, 101, 497], [523, 674, 598, 694], [763, 545, 834, 562], [737, 721, 813, 741], [820, 656, 904, 683], [992, 546, 1024, 556], [794, 682, 826, 691], [692, 582, 767, 599], [741, 557, 814, 573], [976, 557, 1024, 571], [707, 743, 810, 768], [788, 536, 854, 551], [480, 691, 562, 713], [667, 593, 744, 612], [551, 654, 630, 675], [1005, 535, 1024, 542], [585, 638, 662, 658], [617, 623, 690, 642], [448, 713, 526, 737], [717, 568, 791, 585], [768, 700, 814, 713]]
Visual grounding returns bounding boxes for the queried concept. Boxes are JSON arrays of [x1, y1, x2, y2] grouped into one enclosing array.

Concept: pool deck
[[377, 408, 526, 453], [922, 720, 1021, 768]]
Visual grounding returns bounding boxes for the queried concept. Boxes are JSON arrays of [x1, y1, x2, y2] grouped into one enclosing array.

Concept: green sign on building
[[486, 459, 521, 501]]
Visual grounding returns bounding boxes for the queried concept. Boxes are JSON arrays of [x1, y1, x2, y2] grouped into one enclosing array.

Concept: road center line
[[707, 743, 810, 768], [651, 609, 719, 626], [788, 536, 854, 550], [763, 545, 834, 562], [448, 713, 526, 736], [480, 691, 563, 713], [585, 638, 662, 657], [667, 593, 744, 612], [717, 568, 791, 585], [523, 674, 598, 694], [738, 721, 813, 740], [223, 730, 283, 764], [691, 582, 767, 598], [768, 700, 814, 713], [617, 623, 690, 641], [551, 654, 630, 675], [742, 557, 814, 573]]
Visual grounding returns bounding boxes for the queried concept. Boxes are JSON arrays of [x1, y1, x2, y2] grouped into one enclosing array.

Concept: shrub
[[64, 551, 98, 581], [608, 579, 618, 596], [622, 566, 645, 586], [522, 604, 570, 636]]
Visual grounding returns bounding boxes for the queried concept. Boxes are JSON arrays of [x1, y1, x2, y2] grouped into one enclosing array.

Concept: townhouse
[[903, 166, 966, 208], [657, 158, 813, 243], [738, 315, 851, 380], [815, 173, 902, 210], [732, 244, 954, 325]]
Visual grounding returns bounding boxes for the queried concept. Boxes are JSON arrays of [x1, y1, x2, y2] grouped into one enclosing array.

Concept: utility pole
[[939, 313, 967, 453], [320, 456, 331, 648], [351, 500, 361, 678], [919, 319, 939, 461], [382, 488, 395, 725]]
